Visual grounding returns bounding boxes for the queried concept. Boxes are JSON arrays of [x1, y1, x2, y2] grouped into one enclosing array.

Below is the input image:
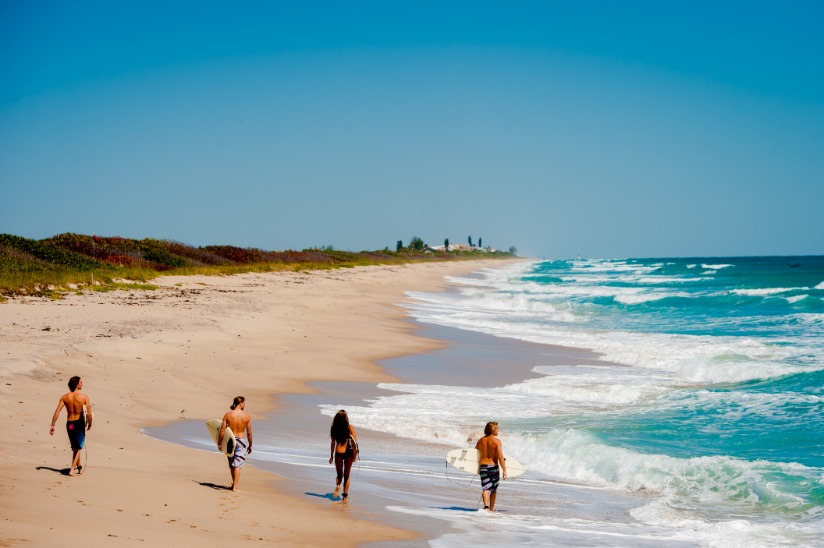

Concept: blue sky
[[1, 1, 822, 258]]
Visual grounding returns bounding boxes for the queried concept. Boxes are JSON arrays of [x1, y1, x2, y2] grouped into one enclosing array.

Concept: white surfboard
[[446, 448, 526, 478], [206, 419, 236, 456]]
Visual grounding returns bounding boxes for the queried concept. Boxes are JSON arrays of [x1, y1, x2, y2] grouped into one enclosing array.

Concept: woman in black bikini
[[328, 409, 358, 501]]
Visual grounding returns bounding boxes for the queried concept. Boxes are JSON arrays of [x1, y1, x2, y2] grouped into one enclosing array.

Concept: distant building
[[429, 243, 497, 252]]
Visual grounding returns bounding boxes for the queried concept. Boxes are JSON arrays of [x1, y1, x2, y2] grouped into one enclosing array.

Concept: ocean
[[147, 256, 824, 547], [321, 257, 824, 546]]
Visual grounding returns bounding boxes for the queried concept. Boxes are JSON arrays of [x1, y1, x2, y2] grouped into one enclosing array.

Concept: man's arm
[[84, 395, 93, 431], [496, 439, 507, 480], [218, 415, 228, 448], [50, 397, 65, 436], [245, 418, 253, 454]]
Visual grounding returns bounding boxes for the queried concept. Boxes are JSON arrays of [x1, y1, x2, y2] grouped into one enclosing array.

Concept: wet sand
[[147, 321, 615, 546]]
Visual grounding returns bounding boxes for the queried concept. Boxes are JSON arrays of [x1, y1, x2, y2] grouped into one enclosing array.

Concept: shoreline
[[261, 321, 613, 545], [147, 305, 615, 546], [0, 259, 524, 546]]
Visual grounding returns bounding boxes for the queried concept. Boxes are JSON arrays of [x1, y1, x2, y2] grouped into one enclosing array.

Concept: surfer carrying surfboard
[[475, 421, 507, 511], [50, 376, 92, 476], [218, 396, 253, 492]]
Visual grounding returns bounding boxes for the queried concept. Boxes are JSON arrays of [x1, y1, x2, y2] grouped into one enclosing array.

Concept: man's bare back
[[476, 434, 502, 466], [60, 391, 89, 422], [218, 398, 252, 454], [222, 408, 251, 440], [50, 378, 92, 434]]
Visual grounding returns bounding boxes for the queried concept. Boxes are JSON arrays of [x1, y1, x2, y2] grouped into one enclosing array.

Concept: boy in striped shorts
[[475, 421, 507, 511]]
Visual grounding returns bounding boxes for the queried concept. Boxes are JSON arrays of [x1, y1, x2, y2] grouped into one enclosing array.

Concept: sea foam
[[379, 257, 824, 546]]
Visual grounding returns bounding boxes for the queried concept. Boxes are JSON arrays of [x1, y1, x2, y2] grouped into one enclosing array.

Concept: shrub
[[409, 236, 425, 252], [0, 234, 102, 270]]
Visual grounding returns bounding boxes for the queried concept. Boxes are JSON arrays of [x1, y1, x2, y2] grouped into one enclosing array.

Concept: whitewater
[[325, 257, 824, 547]]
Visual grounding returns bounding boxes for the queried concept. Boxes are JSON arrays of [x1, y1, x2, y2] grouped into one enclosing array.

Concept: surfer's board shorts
[[229, 437, 248, 468], [479, 464, 500, 493], [66, 418, 86, 450]]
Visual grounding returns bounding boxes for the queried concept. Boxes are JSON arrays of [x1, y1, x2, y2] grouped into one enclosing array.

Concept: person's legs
[[334, 455, 344, 498], [479, 464, 499, 510], [487, 465, 500, 511], [231, 466, 241, 491], [226, 455, 242, 491], [227, 438, 247, 491], [69, 449, 81, 475], [342, 457, 353, 500], [479, 465, 492, 509], [66, 419, 84, 475]]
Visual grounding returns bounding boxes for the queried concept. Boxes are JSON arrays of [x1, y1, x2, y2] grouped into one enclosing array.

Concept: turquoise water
[[527, 256, 824, 467], [595, 369, 824, 466], [341, 256, 824, 546]]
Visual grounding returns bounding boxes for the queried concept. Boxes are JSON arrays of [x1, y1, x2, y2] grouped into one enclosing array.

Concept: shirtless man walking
[[218, 396, 253, 492], [475, 421, 507, 511], [50, 376, 92, 476]]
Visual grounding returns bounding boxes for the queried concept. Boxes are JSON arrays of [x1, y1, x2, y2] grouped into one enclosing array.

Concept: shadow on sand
[[196, 481, 232, 491], [305, 491, 340, 501], [36, 466, 74, 476]]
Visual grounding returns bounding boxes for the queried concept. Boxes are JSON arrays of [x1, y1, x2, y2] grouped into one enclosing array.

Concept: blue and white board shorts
[[479, 464, 500, 493], [229, 437, 248, 468]]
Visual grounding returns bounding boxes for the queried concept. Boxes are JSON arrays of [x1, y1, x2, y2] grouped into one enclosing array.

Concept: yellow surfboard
[[205, 419, 236, 456]]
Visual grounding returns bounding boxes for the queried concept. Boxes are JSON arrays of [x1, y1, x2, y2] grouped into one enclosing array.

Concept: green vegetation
[[0, 233, 517, 298], [90, 281, 159, 293], [408, 236, 426, 252]]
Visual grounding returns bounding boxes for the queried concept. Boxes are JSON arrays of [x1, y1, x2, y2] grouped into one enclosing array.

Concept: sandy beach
[[0, 259, 516, 546]]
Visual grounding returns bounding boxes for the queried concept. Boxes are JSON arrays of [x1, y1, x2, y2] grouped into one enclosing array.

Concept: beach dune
[[0, 260, 510, 546]]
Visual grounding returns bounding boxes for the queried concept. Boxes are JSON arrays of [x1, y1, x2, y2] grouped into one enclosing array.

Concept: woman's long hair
[[330, 410, 350, 444]]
